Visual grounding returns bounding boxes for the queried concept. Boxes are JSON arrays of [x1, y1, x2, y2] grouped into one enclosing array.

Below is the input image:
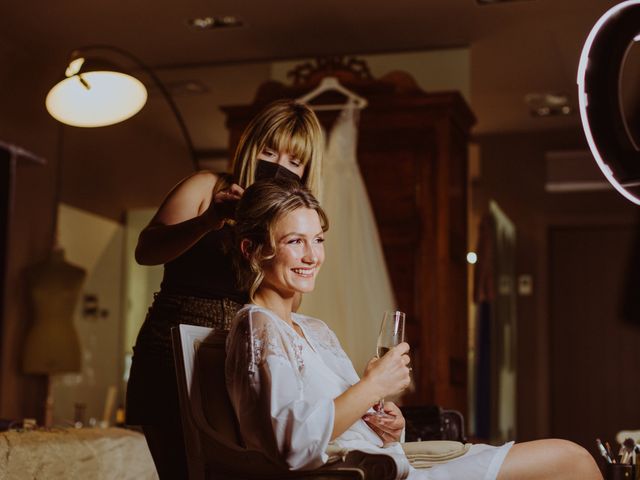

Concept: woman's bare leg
[[497, 439, 602, 480]]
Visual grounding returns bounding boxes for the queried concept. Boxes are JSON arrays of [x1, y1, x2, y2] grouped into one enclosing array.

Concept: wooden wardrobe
[[222, 60, 475, 414]]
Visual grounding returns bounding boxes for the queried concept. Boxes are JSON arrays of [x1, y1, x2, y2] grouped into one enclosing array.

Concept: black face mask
[[254, 160, 302, 183]]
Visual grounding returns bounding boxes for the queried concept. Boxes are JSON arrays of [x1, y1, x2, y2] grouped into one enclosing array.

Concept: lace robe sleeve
[[225, 306, 335, 470]]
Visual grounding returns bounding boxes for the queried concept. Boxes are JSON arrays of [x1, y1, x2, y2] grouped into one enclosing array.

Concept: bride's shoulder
[[235, 304, 278, 326], [295, 314, 346, 354], [294, 313, 332, 333]]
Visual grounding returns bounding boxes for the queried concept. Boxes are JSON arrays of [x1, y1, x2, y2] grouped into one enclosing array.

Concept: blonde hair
[[231, 100, 324, 197], [235, 179, 328, 300]]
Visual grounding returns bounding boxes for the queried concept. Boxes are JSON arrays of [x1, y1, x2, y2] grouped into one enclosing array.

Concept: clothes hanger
[[296, 76, 368, 111]]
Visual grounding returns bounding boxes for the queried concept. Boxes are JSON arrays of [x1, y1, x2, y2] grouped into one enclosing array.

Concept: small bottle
[[74, 402, 86, 428], [115, 404, 125, 428]]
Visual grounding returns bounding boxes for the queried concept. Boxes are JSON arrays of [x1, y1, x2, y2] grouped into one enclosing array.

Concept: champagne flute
[[374, 310, 405, 415]]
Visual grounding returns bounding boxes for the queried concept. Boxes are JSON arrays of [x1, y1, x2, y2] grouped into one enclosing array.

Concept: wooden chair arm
[[204, 450, 397, 480]]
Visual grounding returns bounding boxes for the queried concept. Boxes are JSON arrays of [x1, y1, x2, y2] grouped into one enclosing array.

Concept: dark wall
[[60, 104, 193, 222], [0, 47, 193, 422], [474, 128, 638, 442], [0, 49, 59, 421]]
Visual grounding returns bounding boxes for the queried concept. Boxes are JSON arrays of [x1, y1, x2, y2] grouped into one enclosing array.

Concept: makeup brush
[[620, 445, 629, 464], [606, 441, 617, 463], [623, 438, 637, 464], [596, 439, 612, 464]]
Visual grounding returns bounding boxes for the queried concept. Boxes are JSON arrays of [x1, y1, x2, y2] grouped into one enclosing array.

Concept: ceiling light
[[476, 0, 531, 5], [535, 106, 551, 117], [186, 16, 243, 30], [524, 92, 573, 117]]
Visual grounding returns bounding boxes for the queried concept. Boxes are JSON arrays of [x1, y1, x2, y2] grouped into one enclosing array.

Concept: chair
[[400, 406, 467, 443], [172, 324, 398, 480]]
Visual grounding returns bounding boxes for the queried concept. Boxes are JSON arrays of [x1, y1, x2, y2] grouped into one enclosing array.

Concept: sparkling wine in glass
[[375, 310, 405, 414]]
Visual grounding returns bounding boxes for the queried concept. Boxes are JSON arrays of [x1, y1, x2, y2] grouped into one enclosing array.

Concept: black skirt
[[125, 292, 242, 426]]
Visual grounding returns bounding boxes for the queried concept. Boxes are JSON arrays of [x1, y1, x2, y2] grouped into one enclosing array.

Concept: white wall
[[51, 204, 124, 425], [271, 48, 470, 101], [122, 209, 162, 384]]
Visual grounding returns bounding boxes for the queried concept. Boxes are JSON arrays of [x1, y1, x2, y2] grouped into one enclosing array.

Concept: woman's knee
[[546, 439, 595, 466], [531, 439, 600, 477], [499, 439, 601, 480]]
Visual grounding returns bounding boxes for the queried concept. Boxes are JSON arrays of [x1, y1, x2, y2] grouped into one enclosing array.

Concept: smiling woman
[[257, 207, 326, 295], [225, 178, 603, 480], [234, 178, 328, 306]]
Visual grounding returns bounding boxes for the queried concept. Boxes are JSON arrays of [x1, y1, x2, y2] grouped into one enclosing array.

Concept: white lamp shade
[[46, 71, 148, 127]]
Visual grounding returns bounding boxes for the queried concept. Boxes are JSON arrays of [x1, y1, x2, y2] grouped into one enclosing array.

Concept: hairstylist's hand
[[362, 342, 411, 400], [205, 183, 244, 229], [363, 401, 405, 444]]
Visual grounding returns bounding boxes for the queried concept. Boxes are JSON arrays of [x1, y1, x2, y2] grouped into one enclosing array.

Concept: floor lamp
[[41, 45, 198, 425], [45, 44, 198, 169]]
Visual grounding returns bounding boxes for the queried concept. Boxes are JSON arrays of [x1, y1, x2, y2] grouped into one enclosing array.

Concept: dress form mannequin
[[22, 246, 86, 425]]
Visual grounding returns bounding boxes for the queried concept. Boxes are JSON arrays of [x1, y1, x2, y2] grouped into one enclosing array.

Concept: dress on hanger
[[299, 105, 396, 375]]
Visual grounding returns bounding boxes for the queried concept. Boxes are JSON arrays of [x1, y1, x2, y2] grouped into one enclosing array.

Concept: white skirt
[[408, 442, 514, 480]]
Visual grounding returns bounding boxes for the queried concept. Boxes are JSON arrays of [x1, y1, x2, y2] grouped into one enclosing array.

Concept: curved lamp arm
[[54, 44, 198, 170]]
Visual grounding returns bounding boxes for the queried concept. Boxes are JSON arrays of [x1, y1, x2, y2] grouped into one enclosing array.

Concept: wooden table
[[0, 427, 157, 479]]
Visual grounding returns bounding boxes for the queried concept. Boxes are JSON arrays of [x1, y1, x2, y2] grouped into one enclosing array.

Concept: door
[[550, 224, 640, 456]]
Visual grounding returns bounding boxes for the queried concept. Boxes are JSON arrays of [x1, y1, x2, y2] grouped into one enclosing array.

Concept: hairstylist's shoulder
[[151, 170, 219, 225], [169, 170, 219, 202]]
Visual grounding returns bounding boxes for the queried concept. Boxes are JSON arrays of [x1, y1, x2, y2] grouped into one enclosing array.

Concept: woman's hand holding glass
[[362, 342, 411, 405], [372, 310, 408, 416], [363, 400, 405, 444]]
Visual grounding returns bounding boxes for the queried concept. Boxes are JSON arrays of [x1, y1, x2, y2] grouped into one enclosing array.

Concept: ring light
[[577, 0, 640, 205]]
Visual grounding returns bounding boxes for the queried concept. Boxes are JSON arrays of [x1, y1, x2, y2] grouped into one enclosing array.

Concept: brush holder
[[604, 463, 636, 480]]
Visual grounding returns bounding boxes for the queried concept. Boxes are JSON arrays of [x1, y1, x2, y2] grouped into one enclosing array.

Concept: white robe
[[225, 305, 512, 479]]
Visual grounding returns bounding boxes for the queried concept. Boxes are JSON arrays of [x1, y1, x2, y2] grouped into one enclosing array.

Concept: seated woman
[[225, 179, 602, 479]]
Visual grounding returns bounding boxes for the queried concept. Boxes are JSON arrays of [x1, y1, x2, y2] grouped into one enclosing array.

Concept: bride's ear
[[240, 239, 253, 260]]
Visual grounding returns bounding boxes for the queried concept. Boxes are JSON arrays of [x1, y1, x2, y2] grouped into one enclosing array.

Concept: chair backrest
[[172, 324, 291, 479], [182, 326, 242, 444], [173, 324, 395, 480]]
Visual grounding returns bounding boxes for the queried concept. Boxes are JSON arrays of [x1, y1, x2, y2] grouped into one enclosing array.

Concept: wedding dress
[[300, 105, 396, 375], [225, 304, 514, 479]]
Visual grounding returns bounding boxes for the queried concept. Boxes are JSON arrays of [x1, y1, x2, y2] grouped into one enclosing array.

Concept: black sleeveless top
[[160, 224, 248, 303]]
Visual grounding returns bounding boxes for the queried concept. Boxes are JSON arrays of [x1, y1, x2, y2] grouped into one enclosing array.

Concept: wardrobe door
[[359, 125, 436, 406], [428, 118, 469, 414], [358, 129, 425, 320]]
